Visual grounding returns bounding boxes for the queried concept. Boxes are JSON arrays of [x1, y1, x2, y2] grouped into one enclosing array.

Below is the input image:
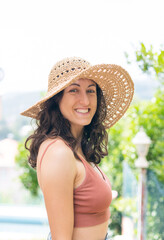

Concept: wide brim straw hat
[[21, 57, 134, 129]]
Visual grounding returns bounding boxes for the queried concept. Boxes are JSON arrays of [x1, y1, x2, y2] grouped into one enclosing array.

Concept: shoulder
[[37, 138, 77, 189], [37, 138, 73, 164]]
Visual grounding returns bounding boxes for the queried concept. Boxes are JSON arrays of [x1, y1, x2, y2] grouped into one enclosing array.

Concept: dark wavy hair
[[25, 84, 108, 168]]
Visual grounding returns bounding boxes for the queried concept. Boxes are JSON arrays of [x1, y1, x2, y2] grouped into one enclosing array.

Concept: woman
[[21, 57, 134, 240]]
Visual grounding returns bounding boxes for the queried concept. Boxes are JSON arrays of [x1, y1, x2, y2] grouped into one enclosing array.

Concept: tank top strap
[[39, 138, 72, 168], [77, 153, 92, 168], [77, 154, 106, 181]]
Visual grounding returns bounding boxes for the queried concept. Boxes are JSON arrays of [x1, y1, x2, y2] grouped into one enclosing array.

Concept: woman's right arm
[[37, 140, 77, 240]]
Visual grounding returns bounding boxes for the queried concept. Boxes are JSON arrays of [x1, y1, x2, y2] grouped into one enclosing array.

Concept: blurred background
[[0, 0, 164, 239]]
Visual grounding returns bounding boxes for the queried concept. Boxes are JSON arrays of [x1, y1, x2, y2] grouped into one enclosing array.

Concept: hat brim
[[21, 64, 134, 129]]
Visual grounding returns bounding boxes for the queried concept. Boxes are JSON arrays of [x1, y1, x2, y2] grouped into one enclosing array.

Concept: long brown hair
[[25, 84, 108, 168]]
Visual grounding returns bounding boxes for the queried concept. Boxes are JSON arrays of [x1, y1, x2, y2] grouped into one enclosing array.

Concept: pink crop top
[[39, 139, 112, 228]]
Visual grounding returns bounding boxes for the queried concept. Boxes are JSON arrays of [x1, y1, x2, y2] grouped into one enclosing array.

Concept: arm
[[38, 140, 77, 240]]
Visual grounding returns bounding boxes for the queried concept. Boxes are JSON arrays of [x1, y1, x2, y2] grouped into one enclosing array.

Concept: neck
[[71, 125, 84, 139]]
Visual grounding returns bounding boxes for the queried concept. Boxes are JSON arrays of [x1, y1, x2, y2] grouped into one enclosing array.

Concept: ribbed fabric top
[[39, 139, 112, 228]]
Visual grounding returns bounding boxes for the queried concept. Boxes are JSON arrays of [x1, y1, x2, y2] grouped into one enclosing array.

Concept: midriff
[[72, 220, 109, 240]]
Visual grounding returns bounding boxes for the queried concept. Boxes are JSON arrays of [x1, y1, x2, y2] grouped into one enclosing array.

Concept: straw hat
[[21, 57, 134, 129]]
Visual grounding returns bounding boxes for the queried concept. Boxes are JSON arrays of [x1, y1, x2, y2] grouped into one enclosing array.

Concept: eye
[[69, 89, 78, 93], [87, 89, 96, 93]]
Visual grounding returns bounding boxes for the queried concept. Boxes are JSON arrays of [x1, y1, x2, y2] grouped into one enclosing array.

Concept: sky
[[0, 0, 164, 94]]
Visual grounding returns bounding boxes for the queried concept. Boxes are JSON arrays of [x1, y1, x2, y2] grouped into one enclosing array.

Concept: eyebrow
[[70, 83, 96, 87]]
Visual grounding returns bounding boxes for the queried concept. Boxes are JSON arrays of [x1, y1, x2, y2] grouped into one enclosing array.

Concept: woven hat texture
[[21, 57, 134, 129]]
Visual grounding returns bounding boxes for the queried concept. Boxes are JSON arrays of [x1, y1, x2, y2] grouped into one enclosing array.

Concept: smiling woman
[[21, 57, 134, 240]]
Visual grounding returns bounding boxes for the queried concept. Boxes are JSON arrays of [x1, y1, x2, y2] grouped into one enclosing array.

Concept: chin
[[82, 120, 92, 126], [75, 121, 91, 127]]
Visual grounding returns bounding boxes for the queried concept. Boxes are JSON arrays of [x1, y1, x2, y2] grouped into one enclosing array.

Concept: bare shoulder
[[37, 138, 77, 190], [37, 138, 73, 165]]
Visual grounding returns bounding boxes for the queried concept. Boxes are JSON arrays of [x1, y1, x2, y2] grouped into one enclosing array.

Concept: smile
[[75, 108, 90, 113]]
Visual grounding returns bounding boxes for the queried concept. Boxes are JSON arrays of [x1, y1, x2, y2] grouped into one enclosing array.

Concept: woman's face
[[59, 78, 97, 137]]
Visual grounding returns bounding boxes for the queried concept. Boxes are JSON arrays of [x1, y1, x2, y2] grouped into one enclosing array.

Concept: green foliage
[[126, 42, 164, 84], [113, 197, 137, 219], [15, 141, 39, 196], [135, 43, 155, 72]]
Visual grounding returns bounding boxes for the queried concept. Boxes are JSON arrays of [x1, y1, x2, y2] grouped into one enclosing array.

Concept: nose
[[79, 91, 90, 105]]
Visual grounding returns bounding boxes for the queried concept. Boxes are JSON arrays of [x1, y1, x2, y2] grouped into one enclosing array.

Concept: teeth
[[76, 109, 89, 113]]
